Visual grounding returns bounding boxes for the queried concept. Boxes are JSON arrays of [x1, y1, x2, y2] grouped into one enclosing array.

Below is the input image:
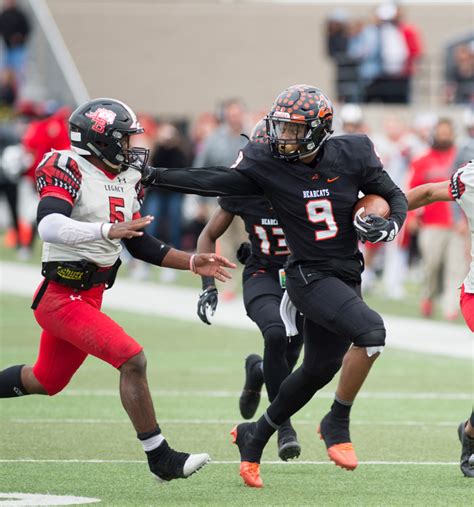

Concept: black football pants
[[244, 272, 303, 402], [266, 272, 385, 425]]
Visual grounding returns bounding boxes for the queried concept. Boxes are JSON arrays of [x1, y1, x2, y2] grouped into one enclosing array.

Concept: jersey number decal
[[109, 196, 125, 223], [254, 225, 290, 255], [306, 199, 338, 241]]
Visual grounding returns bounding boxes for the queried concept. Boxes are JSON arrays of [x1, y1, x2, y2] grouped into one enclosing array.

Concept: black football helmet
[[250, 118, 268, 143], [266, 85, 333, 162], [69, 98, 149, 173]]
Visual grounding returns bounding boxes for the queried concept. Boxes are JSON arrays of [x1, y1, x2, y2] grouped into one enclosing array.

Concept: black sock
[[253, 412, 278, 443], [0, 365, 27, 398], [330, 397, 353, 419]]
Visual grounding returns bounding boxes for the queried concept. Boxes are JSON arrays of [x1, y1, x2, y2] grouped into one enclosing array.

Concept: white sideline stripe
[[59, 389, 472, 400], [7, 418, 462, 427], [0, 459, 458, 466]]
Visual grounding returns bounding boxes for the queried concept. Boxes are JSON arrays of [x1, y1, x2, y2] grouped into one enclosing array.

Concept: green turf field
[[0, 293, 471, 506]]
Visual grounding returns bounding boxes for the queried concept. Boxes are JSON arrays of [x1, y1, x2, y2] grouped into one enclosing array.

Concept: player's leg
[[232, 319, 350, 487], [458, 410, 474, 478], [289, 275, 386, 469], [239, 274, 280, 419], [34, 282, 210, 481], [245, 290, 302, 460]]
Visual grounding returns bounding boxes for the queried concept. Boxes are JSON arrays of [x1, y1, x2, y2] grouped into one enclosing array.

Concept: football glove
[[236, 241, 252, 265], [139, 165, 159, 187], [197, 287, 218, 325], [353, 211, 399, 244]]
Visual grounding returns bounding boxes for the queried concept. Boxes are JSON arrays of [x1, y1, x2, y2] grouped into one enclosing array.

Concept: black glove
[[353, 212, 399, 244], [139, 165, 159, 187], [197, 287, 218, 325], [236, 241, 252, 265]]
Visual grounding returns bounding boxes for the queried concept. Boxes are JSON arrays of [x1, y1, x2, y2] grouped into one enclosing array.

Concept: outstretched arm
[[197, 206, 235, 286], [407, 181, 451, 210], [140, 165, 262, 197]]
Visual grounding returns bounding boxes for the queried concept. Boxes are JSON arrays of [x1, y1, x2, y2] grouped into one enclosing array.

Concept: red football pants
[[460, 284, 474, 332], [32, 280, 143, 395]]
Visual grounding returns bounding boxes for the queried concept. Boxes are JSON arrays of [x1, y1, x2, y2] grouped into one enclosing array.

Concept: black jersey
[[232, 136, 406, 278], [151, 134, 407, 282], [218, 195, 289, 271]]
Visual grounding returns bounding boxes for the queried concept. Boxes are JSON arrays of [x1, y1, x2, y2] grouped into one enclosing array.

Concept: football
[[352, 194, 390, 219]]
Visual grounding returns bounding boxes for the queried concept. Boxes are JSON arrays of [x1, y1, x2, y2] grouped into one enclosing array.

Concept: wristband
[[189, 254, 197, 274]]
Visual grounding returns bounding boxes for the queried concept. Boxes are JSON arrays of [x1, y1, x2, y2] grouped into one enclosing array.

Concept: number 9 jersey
[[232, 135, 407, 282], [35, 149, 144, 267]]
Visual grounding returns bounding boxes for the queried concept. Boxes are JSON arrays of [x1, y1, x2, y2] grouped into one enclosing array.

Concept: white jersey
[[36, 149, 143, 267], [450, 160, 474, 293]]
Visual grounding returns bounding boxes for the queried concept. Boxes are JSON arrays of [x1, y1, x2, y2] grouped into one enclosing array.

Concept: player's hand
[[193, 253, 236, 282], [197, 287, 218, 325], [353, 211, 399, 244], [139, 165, 159, 187], [107, 215, 153, 240], [236, 241, 252, 265]]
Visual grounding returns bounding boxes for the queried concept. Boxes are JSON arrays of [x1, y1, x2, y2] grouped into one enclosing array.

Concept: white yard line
[[58, 389, 472, 400], [1, 261, 471, 359], [7, 418, 461, 427], [0, 459, 458, 466]]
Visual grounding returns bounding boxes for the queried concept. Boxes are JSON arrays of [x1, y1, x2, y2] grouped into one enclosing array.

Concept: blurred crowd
[[326, 2, 473, 104], [1, 0, 473, 322], [334, 103, 474, 320]]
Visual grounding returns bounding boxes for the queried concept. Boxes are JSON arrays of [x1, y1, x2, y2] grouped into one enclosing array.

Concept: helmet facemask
[[266, 116, 331, 162], [69, 98, 150, 175]]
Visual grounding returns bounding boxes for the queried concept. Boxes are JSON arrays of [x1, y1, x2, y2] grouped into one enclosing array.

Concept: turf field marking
[[0, 492, 100, 505], [8, 418, 462, 427], [60, 389, 472, 400], [0, 459, 458, 466]]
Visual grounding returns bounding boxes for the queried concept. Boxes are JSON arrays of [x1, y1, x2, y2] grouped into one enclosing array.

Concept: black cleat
[[239, 354, 264, 419], [146, 442, 210, 482], [277, 425, 301, 461], [457, 421, 474, 478]]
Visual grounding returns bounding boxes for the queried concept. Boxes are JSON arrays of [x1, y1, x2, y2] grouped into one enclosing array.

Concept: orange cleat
[[317, 425, 358, 471], [239, 461, 263, 488], [230, 424, 264, 488]]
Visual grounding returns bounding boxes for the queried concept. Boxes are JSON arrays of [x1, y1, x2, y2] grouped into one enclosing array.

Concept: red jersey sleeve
[[35, 152, 82, 205]]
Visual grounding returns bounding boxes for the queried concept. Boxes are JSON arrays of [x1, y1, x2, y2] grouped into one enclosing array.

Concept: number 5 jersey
[[35, 150, 143, 267]]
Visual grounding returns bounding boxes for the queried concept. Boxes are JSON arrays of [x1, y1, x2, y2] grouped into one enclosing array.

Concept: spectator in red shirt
[[407, 118, 468, 319], [19, 103, 70, 257]]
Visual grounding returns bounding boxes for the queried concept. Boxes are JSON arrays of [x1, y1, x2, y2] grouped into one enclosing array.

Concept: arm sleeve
[[37, 213, 111, 245], [122, 233, 171, 266], [35, 152, 82, 204], [359, 139, 408, 229], [149, 165, 263, 196]]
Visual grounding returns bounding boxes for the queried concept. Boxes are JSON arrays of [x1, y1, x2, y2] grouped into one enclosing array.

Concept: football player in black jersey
[[139, 85, 408, 487], [196, 120, 304, 461]]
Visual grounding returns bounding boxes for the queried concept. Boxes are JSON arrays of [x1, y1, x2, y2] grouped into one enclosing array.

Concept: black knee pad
[[354, 328, 386, 347], [263, 325, 287, 354]]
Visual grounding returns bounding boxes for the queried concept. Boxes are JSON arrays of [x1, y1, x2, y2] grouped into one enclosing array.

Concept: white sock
[[141, 434, 165, 452]]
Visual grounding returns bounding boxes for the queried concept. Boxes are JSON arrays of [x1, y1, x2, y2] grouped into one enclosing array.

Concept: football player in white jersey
[[407, 160, 474, 478], [0, 98, 235, 483]]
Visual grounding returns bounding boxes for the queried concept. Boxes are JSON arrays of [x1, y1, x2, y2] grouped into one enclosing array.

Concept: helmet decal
[[85, 108, 117, 134]]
